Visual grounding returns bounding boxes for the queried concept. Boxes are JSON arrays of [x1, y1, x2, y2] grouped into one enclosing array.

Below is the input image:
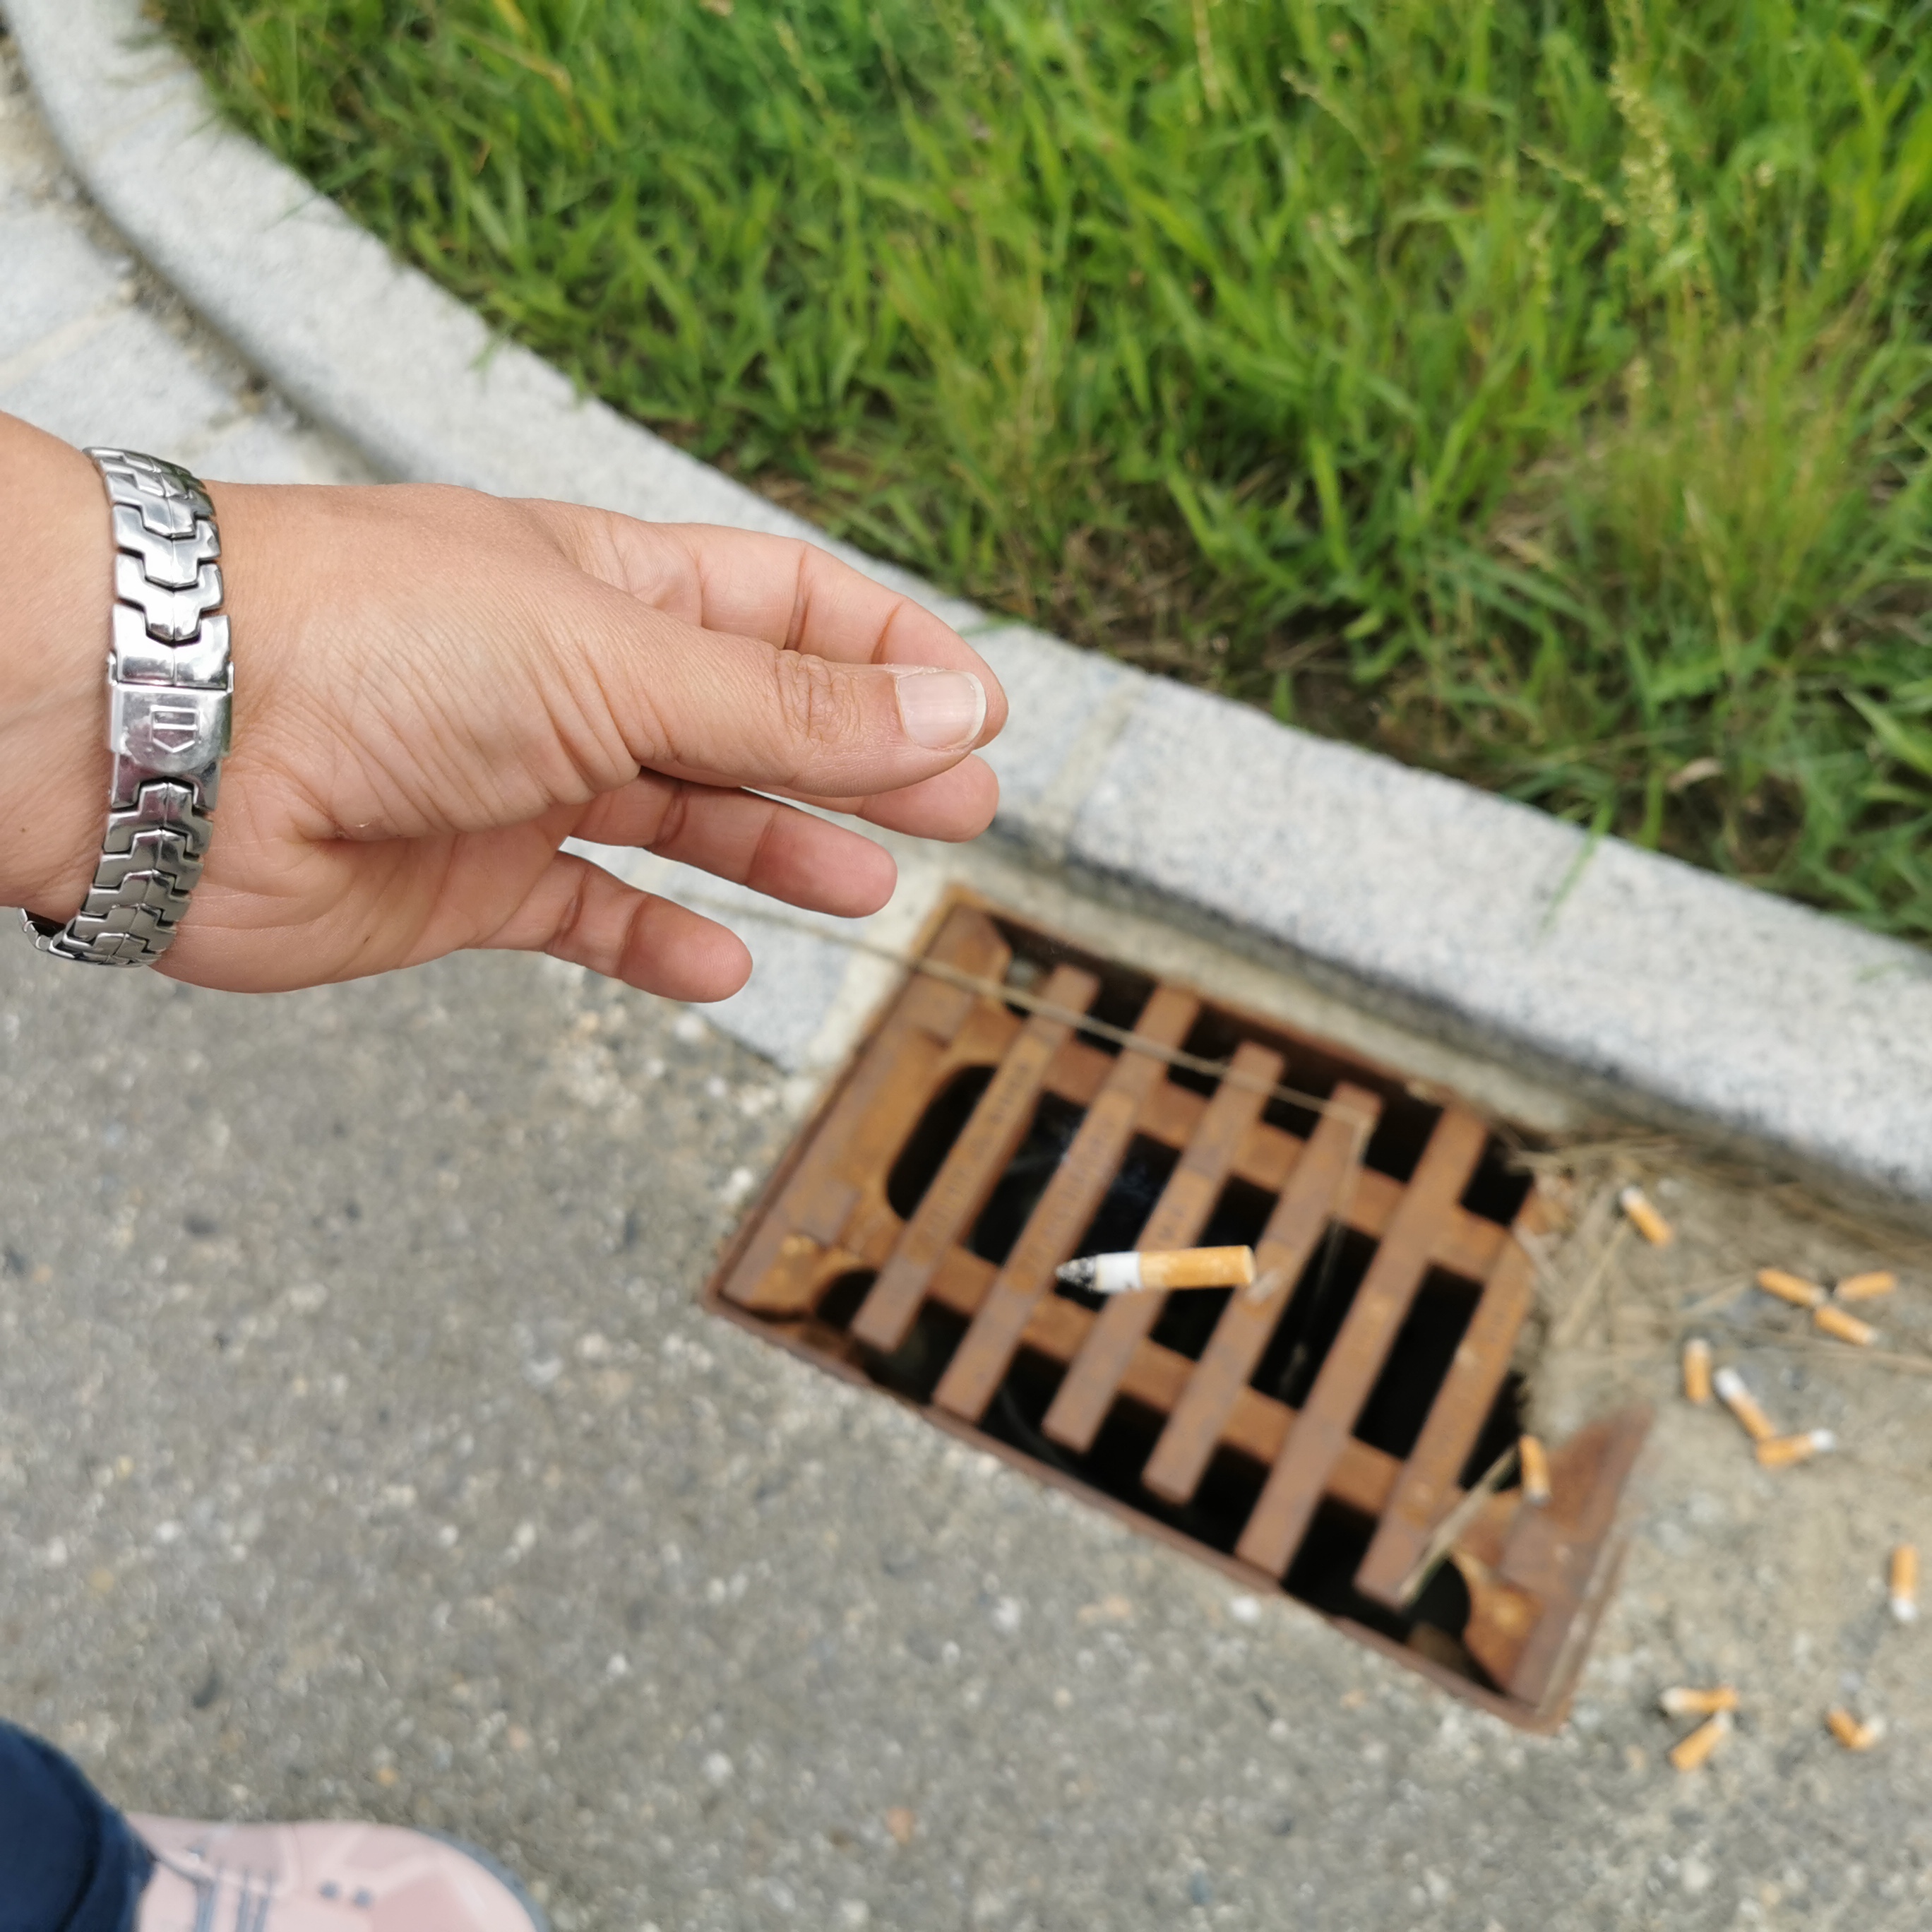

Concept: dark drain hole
[[1460, 1137, 1534, 1227], [888, 1066, 994, 1220], [1352, 1270, 1482, 1460], [1249, 1224, 1378, 1407], [969, 1095, 1089, 1265]]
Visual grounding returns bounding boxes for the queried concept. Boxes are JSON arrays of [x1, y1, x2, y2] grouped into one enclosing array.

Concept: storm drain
[[708, 895, 1648, 1730]]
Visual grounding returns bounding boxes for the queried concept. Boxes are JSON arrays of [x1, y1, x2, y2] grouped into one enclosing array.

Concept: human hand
[[1, 419, 1005, 998]]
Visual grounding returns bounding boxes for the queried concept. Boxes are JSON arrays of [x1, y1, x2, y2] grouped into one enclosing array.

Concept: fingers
[[484, 849, 754, 1001], [535, 505, 1008, 744], [573, 773, 898, 918], [767, 754, 1001, 843]]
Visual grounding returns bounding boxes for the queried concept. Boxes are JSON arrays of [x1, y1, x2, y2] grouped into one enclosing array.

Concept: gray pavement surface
[[5, 28, 1932, 1932]]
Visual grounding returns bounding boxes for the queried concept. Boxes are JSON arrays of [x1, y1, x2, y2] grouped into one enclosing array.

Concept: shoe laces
[[150, 1845, 277, 1932]]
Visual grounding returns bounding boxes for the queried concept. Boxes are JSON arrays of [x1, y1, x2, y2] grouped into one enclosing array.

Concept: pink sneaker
[[131, 1814, 546, 1931]]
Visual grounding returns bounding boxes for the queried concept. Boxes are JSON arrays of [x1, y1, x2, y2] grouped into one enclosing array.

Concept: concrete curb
[[7, 0, 1931, 1204]]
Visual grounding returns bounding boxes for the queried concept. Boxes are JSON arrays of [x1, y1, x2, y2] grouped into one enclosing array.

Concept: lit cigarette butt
[[1054, 1246, 1256, 1295], [1518, 1433, 1551, 1506], [1682, 1337, 1713, 1405], [1755, 1266, 1825, 1310], [1753, 1428, 1835, 1469], [1825, 1707, 1885, 1752], [1618, 1186, 1673, 1246], [1712, 1366, 1775, 1444], [1668, 1710, 1731, 1772], [1658, 1686, 1739, 1718], [1835, 1270, 1897, 1302], [1890, 1544, 1919, 1625], [1813, 1303, 1877, 1347]]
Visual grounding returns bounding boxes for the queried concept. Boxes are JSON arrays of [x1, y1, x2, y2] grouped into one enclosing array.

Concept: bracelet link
[[110, 679, 232, 780], [20, 448, 230, 967]]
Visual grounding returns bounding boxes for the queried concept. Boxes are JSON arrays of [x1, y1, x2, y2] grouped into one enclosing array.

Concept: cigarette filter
[[1812, 1303, 1877, 1347], [1890, 1544, 1919, 1626], [1755, 1267, 1825, 1310], [1668, 1710, 1731, 1772], [1518, 1433, 1551, 1507], [1825, 1707, 1885, 1752], [1753, 1429, 1835, 1469], [1658, 1686, 1739, 1718], [1712, 1366, 1775, 1444], [1835, 1270, 1897, 1303], [1618, 1186, 1673, 1247], [1054, 1246, 1256, 1295], [1681, 1337, 1713, 1406]]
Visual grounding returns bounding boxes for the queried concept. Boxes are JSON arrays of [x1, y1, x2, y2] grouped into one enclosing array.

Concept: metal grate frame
[[708, 893, 1649, 1730]]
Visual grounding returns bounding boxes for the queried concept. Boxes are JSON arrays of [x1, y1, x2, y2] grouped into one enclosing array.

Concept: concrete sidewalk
[[4, 32, 1931, 1932]]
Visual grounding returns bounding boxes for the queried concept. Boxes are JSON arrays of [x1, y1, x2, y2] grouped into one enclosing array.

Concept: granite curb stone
[[6, 0, 1931, 1203], [1071, 684, 1932, 1196]]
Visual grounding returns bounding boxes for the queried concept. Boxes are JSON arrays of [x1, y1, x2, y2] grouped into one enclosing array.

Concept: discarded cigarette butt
[[1835, 1270, 1897, 1303], [1682, 1337, 1713, 1406], [1618, 1186, 1673, 1246], [1518, 1433, 1551, 1506], [1054, 1246, 1256, 1295], [1712, 1366, 1775, 1444], [1812, 1303, 1878, 1347], [1668, 1710, 1731, 1772], [1825, 1707, 1885, 1752], [1753, 1428, 1836, 1469], [1890, 1544, 1919, 1625], [1755, 1266, 1825, 1310], [1658, 1686, 1739, 1718]]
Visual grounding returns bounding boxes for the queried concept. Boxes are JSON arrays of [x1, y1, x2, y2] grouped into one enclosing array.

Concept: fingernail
[[894, 669, 986, 750]]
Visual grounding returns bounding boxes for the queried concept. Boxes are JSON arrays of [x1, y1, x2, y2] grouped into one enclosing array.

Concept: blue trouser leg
[[0, 1722, 150, 1932]]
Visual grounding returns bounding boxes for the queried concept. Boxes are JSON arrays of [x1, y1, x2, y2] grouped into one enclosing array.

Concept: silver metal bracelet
[[23, 447, 232, 967]]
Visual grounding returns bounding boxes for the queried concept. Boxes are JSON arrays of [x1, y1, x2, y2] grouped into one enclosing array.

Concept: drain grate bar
[[724, 912, 1013, 1318], [1235, 1111, 1489, 1576], [933, 986, 1202, 1419], [1354, 1235, 1539, 1605], [1041, 1039, 1283, 1453], [850, 961, 1099, 1353], [1142, 1082, 1381, 1506], [710, 894, 1650, 1729], [915, 1241, 1410, 1516]]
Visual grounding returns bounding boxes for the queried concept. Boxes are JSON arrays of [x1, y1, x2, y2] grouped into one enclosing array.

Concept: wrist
[[0, 416, 116, 919]]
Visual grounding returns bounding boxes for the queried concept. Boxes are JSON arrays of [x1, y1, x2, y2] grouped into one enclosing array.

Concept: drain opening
[[710, 893, 1650, 1731]]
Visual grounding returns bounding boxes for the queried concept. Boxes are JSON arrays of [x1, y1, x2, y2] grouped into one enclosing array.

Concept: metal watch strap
[[23, 447, 231, 966]]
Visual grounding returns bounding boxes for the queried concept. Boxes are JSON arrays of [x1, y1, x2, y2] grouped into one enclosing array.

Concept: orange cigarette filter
[[1813, 1303, 1877, 1347], [1712, 1366, 1775, 1444], [1658, 1686, 1739, 1718], [1140, 1246, 1256, 1291], [1518, 1433, 1551, 1507], [1835, 1270, 1897, 1303], [1668, 1710, 1731, 1772], [1825, 1707, 1885, 1753], [1618, 1186, 1673, 1247], [1056, 1246, 1256, 1294], [1753, 1429, 1835, 1469], [1681, 1337, 1713, 1406], [1891, 1544, 1919, 1626], [1756, 1267, 1825, 1310]]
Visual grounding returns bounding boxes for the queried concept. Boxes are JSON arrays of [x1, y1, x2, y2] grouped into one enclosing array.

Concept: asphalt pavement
[[4, 32, 1931, 1931]]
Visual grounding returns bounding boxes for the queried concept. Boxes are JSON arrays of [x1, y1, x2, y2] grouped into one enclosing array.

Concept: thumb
[[591, 604, 992, 798]]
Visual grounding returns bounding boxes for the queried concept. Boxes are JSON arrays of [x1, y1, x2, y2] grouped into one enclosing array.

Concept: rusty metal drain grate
[[708, 894, 1648, 1730]]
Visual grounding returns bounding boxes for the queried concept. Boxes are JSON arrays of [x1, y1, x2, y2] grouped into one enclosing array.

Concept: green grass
[[157, 0, 1932, 935]]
